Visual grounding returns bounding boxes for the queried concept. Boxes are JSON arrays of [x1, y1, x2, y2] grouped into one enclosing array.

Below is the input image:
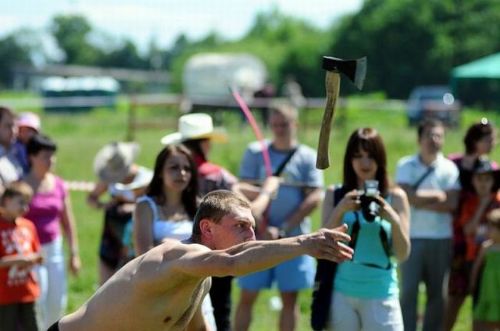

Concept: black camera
[[359, 180, 380, 222]]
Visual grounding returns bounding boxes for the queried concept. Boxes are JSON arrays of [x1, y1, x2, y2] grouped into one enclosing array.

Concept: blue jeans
[[400, 238, 452, 331]]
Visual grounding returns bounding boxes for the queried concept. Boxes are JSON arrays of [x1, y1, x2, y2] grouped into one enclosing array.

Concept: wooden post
[[126, 95, 137, 141]]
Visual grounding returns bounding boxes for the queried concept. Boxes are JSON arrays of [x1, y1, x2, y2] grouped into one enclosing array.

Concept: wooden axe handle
[[316, 71, 340, 169]]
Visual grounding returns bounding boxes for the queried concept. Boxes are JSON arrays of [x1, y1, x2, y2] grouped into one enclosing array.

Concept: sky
[[0, 0, 363, 54]]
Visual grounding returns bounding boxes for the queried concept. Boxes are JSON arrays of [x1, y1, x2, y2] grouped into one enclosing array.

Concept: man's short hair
[[269, 102, 298, 121], [191, 190, 251, 242], [417, 118, 444, 139], [1, 181, 33, 205]]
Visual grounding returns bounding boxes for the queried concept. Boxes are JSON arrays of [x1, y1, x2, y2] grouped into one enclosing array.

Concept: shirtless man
[[49, 190, 353, 331]]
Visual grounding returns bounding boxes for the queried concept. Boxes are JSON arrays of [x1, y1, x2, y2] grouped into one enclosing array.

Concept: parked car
[[406, 85, 461, 127]]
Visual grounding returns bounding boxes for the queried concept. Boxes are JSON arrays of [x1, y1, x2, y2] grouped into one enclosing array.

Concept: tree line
[[1, 0, 499, 99]]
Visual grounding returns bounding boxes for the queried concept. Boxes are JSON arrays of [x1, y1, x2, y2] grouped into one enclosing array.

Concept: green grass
[[5, 93, 499, 330]]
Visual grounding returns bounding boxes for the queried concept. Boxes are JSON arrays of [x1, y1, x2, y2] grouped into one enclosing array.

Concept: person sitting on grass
[[47, 190, 354, 331], [0, 181, 43, 331]]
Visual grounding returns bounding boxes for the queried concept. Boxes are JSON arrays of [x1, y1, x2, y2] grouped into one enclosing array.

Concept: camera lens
[[360, 195, 379, 222]]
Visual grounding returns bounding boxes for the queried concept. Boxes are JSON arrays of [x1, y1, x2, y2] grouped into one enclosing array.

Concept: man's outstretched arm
[[175, 225, 353, 278]]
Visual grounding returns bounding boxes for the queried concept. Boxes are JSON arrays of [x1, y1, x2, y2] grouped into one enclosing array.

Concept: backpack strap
[[351, 211, 392, 270], [349, 212, 361, 250], [273, 146, 298, 176], [412, 165, 435, 190]]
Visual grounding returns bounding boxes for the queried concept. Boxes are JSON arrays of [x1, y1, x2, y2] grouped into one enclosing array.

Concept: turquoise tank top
[[334, 209, 399, 299]]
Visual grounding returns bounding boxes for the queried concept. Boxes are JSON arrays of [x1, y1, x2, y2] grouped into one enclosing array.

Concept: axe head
[[322, 56, 367, 90]]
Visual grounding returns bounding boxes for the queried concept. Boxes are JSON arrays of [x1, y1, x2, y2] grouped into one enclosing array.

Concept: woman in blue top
[[322, 127, 411, 331]]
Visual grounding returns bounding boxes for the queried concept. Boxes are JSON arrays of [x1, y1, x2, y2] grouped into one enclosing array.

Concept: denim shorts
[[237, 255, 314, 291]]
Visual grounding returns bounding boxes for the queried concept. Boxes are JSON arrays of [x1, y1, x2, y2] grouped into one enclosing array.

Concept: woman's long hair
[[464, 119, 495, 154], [146, 144, 199, 219], [343, 127, 389, 196]]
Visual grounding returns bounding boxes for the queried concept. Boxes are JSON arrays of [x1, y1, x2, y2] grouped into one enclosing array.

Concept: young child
[[446, 158, 500, 330], [0, 181, 43, 331], [470, 208, 500, 331]]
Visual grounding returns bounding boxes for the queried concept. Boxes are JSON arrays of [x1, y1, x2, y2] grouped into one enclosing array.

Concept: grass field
[[4, 94, 500, 330]]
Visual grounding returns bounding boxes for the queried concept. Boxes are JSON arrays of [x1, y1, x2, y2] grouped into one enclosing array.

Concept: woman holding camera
[[321, 127, 410, 331]]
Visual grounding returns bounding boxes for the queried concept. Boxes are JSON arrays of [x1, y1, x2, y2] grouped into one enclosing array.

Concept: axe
[[316, 56, 367, 169]]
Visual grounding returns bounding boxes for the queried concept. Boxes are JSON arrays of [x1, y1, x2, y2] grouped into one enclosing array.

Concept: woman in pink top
[[23, 134, 81, 330]]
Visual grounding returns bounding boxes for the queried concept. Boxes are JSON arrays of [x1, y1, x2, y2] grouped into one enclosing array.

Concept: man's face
[[269, 112, 295, 141], [209, 206, 256, 250], [0, 113, 16, 148], [419, 125, 444, 155]]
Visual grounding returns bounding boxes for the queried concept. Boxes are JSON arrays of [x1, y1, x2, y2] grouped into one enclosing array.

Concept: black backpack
[[310, 186, 346, 331]]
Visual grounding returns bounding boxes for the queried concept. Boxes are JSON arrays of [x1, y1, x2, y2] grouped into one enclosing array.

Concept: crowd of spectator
[[0, 103, 498, 331]]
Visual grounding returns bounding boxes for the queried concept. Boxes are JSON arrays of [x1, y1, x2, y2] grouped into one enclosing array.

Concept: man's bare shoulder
[[131, 239, 212, 287]]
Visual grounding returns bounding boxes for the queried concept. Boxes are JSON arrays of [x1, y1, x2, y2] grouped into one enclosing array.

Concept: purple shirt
[[24, 176, 67, 244]]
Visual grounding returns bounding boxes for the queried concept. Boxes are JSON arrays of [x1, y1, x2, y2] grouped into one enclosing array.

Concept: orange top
[[0, 217, 41, 304]]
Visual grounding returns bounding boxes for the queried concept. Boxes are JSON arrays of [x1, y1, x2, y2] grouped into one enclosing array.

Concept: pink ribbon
[[230, 87, 273, 177]]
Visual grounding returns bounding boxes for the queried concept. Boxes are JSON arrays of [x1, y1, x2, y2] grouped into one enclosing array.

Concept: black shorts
[[47, 320, 59, 331]]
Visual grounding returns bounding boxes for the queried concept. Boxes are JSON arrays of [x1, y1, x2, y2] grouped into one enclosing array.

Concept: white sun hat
[[160, 113, 227, 145], [93, 142, 140, 183]]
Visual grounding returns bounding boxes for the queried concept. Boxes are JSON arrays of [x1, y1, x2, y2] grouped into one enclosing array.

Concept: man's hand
[[302, 224, 353, 262]]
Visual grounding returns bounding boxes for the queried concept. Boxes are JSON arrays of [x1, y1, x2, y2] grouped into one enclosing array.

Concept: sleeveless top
[[136, 196, 193, 244], [24, 176, 67, 245], [334, 196, 399, 299]]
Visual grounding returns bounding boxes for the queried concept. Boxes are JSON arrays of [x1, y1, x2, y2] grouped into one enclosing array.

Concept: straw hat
[[93, 142, 139, 183], [160, 113, 227, 145]]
